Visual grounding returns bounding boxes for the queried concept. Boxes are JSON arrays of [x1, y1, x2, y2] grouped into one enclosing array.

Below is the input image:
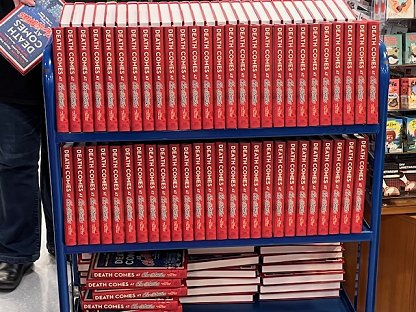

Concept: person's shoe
[[0, 262, 33, 291]]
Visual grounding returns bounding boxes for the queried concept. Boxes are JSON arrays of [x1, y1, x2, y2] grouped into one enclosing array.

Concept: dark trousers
[[0, 101, 53, 264]]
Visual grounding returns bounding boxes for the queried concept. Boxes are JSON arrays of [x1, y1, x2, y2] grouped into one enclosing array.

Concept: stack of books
[[259, 244, 344, 301]]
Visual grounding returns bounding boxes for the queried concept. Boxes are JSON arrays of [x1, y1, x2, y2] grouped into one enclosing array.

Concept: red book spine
[[170, 144, 182, 241], [273, 142, 285, 237], [344, 22, 356, 125], [261, 24, 272, 128], [90, 27, 106, 132], [110, 146, 125, 243], [332, 23, 344, 126], [147, 145, 159, 242], [225, 24, 237, 128], [158, 145, 171, 242], [237, 24, 249, 129], [53, 28, 69, 133], [166, 27, 178, 130], [297, 141, 309, 236], [286, 141, 298, 236], [86, 146, 100, 244], [153, 27, 167, 131], [329, 138, 344, 234], [190, 26, 202, 130], [140, 27, 154, 131], [62, 145, 77, 245], [82, 299, 178, 311], [205, 143, 216, 239], [352, 135, 368, 233], [86, 278, 183, 290], [98, 145, 112, 244], [178, 27, 190, 130], [127, 27, 142, 131], [297, 24, 308, 127], [103, 28, 118, 131], [214, 26, 225, 129], [262, 142, 273, 238], [65, 27, 81, 132], [309, 24, 320, 126], [116, 27, 131, 132], [285, 25, 296, 127], [202, 26, 214, 129], [251, 142, 262, 238], [367, 21, 380, 124], [308, 140, 321, 236], [273, 25, 285, 127], [318, 140, 333, 235], [92, 287, 187, 301], [182, 144, 194, 241], [123, 146, 136, 243], [355, 22, 368, 124], [74, 146, 88, 245], [240, 142, 251, 238], [216, 142, 228, 239], [228, 143, 239, 239], [194, 143, 205, 240], [320, 23, 332, 126], [250, 24, 261, 128], [134, 144, 148, 243], [340, 138, 355, 234]]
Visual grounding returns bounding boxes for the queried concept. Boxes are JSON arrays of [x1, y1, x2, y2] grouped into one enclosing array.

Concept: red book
[[190, 26, 202, 130], [297, 141, 309, 236], [251, 142, 262, 238], [110, 146, 125, 243], [122, 146, 136, 243], [86, 146, 100, 244], [250, 24, 261, 128], [240, 142, 251, 238], [134, 144, 148, 243], [74, 146, 88, 245], [202, 25, 214, 129], [228, 143, 239, 239], [98, 145, 112, 244], [103, 28, 118, 132], [308, 140, 321, 236], [309, 24, 320, 126], [285, 25, 297, 127], [352, 134, 368, 233], [127, 27, 142, 131], [332, 22, 344, 126], [153, 27, 167, 131], [85, 276, 183, 290], [158, 145, 171, 242], [273, 142, 285, 237], [273, 25, 285, 128], [91, 287, 187, 301], [297, 24, 308, 127], [205, 143, 217, 239], [182, 144, 194, 241], [286, 141, 298, 236], [318, 139, 333, 235], [166, 27, 179, 130], [216, 142, 228, 239], [213, 25, 226, 129], [237, 23, 249, 129], [262, 142, 273, 238], [329, 138, 344, 234], [367, 21, 379, 124], [62, 144, 77, 246], [340, 136, 355, 234], [140, 27, 155, 131], [320, 23, 332, 126], [177, 26, 191, 130], [146, 145, 159, 242], [170, 144, 182, 241], [261, 24, 273, 128], [53, 28, 69, 133], [194, 143, 205, 240], [355, 22, 368, 124], [343, 22, 356, 125]]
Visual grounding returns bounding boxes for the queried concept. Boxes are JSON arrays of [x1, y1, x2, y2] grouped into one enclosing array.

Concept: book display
[[41, 0, 389, 311]]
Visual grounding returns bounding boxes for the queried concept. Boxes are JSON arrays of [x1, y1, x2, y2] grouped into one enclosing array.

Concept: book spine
[[309, 24, 320, 126], [166, 27, 178, 130], [98, 145, 112, 244], [274, 141, 285, 237], [127, 27, 142, 131], [103, 28, 118, 131], [225, 24, 237, 128], [286, 141, 298, 236], [190, 26, 202, 130], [240, 142, 251, 238], [110, 146, 125, 243], [91, 268, 186, 280], [170, 144, 182, 241], [86, 146, 100, 244], [308, 140, 321, 236], [86, 278, 183, 290], [273, 25, 285, 127], [228, 142, 239, 239], [82, 299, 178, 311], [65, 27, 81, 132], [261, 24, 273, 128], [285, 25, 297, 127], [262, 141, 273, 238], [340, 138, 355, 234], [123, 145, 136, 243], [214, 26, 225, 129], [250, 24, 261, 128], [91, 287, 187, 301], [319, 140, 333, 235], [178, 27, 190, 130], [367, 21, 379, 124], [153, 27, 167, 131], [182, 144, 194, 241], [194, 143, 205, 240], [297, 141, 309, 236], [251, 142, 262, 238], [355, 22, 368, 124], [205, 143, 216, 239], [158, 145, 171, 242], [74, 146, 88, 244], [297, 24, 308, 127], [320, 23, 332, 126], [140, 27, 154, 131], [329, 139, 344, 234], [116, 27, 131, 132], [202, 26, 214, 129], [344, 22, 356, 125], [134, 144, 148, 243], [53, 28, 69, 133], [332, 23, 344, 126], [62, 145, 77, 245], [352, 136, 368, 233], [146, 145, 159, 242], [237, 24, 249, 129], [90, 27, 106, 132], [216, 142, 228, 239]]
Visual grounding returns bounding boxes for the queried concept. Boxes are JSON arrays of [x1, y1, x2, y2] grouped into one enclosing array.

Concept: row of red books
[[62, 135, 369, 246], [53, 0, 380, 133]]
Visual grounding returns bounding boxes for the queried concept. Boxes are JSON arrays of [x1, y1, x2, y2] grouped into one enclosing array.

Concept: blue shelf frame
[[42, 41, 389, 312]]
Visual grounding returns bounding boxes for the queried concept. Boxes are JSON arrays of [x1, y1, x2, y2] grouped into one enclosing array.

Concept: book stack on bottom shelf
[[259, 244, 344, 301]]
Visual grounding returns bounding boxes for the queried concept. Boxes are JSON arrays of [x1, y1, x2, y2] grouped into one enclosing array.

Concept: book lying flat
[[260, 281, 341, 293], [179, 294, 254, 304], [261, 271, 344, 285], [186, 277, 260, 287], [187, 284, 258, 296], [188, 253, 259, 271], [259, 289, 340, 300], [187, 266, 258, 278], [262, 252, 343, 264], [188, 246, 255, 255], [262, 259, 344, 273], [260, 244, 342, 255]]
